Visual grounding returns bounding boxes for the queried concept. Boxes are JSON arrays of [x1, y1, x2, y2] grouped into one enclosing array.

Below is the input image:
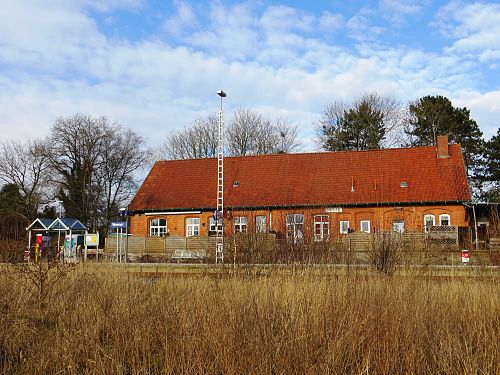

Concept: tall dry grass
[[0, 265, 498, 374]]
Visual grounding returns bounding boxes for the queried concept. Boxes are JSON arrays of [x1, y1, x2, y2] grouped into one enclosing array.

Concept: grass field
[[0, 264, 498, 374]]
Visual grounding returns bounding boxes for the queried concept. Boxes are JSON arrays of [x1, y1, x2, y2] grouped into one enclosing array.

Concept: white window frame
[[286, 214, 304, 243], [234, 216, 248, 233], [424, 214, 435, 232], [393, 220, 404, 233], [255, 215, 267, 233], [314, 215, 330, 241], [149, 218, 167, 237], [186, 218, 200, 237], [439, 214, 451, 226], [340, 220, 349, 234], [360, 220, 371, 233], [209, 217, 223, 236]]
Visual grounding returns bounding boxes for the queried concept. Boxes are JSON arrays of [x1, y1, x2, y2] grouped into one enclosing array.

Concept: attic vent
[[400, 181, 408, 188], [233, 181, 240, 187]]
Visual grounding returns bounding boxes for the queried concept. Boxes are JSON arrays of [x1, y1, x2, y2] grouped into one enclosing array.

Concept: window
[[314, 215, 330, 241], [149, 218, 166, 237], [439, 214, 450, 226], [234, 216, 248, 233], [393, 220, 405, 233], [256, 215, 267, 233], [209, 217, 223, 236], [286, 214, 304, 243], [186, 218, 200, 237], [340, 220, 349, 234], [360, 220, 371, 233], [424, 214, 435, 232]]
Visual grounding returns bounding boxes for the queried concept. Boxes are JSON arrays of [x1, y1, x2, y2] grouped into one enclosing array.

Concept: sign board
[[461, 250, 470, 264], [110, 222, 127, 229], [85, 233, 99, 247], [325, 207, 342, 213]]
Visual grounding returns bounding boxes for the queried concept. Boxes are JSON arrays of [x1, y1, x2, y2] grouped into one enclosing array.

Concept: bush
[[369, 232, 402, 275]]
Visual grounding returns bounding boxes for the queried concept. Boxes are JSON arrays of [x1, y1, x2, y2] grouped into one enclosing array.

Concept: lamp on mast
[[215, 90, 226, 264]]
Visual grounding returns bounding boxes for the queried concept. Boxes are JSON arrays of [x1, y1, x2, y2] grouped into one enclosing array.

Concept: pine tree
[[482, 128, 500, 201], [406, 95, 484, 184], [318, 93, 395, 151]]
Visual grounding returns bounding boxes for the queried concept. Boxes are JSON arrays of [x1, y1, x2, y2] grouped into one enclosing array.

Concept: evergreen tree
[[405, 95, 484, 178], [342, 101, 385, 150], [0, 183, 22, 214], [481, 128, 500, 201], [317, 93, 398, 151]]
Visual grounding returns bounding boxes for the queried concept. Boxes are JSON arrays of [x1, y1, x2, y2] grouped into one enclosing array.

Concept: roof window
[[400, 181, 408, 188], [233, 181, 240, 187]]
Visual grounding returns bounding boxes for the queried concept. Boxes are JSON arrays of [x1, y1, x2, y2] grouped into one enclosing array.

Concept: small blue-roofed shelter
[[26, 218, 87, 262]]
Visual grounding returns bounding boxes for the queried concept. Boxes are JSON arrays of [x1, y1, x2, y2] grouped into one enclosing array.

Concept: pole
[[125, 215, 128, 263], [472, 204, 479, 251], [57, 230, 62, 262], [215, 90, 226, 264], [116, 228, 119, 262], [27, 230, 32, 263], [84, 230, 88, 262]]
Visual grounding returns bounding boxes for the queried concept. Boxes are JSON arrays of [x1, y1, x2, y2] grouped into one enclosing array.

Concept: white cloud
[[0, 1, 106, 73], [81, 0, 145, 12], [380, 0, 422, 15], [318, 11, 344, 33], [260, 5, 315, 33], [163, 1, 198, 36], [434, 2, 500, 63], [346, 9, 385, 41], [0, 0, 498, 153], [454, 90, 500, 139]]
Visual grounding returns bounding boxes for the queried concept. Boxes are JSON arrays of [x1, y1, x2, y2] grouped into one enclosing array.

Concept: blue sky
[[1, 0, 499, 152]]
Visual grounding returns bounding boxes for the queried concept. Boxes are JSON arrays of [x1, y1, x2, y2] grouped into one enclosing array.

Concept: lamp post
[[215, 90, 226, 264]]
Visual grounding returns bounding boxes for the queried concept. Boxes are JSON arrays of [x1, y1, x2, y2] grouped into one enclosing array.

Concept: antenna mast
[[215, 90, 226, 264]]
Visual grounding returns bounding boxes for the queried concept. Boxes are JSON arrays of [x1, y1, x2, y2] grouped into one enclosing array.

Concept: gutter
[[129, 200, 470, 215]]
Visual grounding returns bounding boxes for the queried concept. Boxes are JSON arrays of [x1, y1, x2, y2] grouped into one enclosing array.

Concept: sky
[[1, 0, 499, 152]]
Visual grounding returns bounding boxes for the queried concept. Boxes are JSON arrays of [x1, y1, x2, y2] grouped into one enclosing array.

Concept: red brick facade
[[130, 204, 468, 240]]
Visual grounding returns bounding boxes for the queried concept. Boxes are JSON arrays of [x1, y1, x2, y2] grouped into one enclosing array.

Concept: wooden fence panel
[[145, 237, 164, 254], [490, 238, 500, 251]]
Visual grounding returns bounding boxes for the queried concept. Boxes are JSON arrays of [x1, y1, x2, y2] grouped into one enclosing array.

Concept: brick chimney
[[436, 135, 449, 158]]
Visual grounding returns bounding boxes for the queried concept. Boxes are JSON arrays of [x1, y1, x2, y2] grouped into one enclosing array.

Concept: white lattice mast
[[215, 90, 226, 264]]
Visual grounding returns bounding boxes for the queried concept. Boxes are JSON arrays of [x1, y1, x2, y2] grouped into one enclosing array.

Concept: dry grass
[[0, 264, 498, 374]]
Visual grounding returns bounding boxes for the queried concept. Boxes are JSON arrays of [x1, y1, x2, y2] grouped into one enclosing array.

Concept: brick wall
[[129, 204, 468, 240]]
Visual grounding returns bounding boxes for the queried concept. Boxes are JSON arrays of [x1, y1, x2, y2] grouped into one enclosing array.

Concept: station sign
[[325, 207, 342, 213], [110, 222, 127, 229]]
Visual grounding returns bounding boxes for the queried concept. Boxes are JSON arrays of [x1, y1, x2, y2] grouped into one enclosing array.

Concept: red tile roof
[[129, 144, 470, 211]]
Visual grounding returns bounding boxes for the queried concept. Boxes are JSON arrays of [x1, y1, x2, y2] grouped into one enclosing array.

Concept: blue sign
[[111, 222, 127, 229]]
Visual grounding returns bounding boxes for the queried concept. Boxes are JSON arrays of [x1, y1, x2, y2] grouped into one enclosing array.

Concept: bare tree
[[160, 108, 301, 160], [227, 108, 264, 156], [159, 115, 219, 160], [97, 127, 148, 231], [228, 108, 300, 156], [0, 139, 51, 220], [47, 114, 148, 231], [273, 118, 300, 154]]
